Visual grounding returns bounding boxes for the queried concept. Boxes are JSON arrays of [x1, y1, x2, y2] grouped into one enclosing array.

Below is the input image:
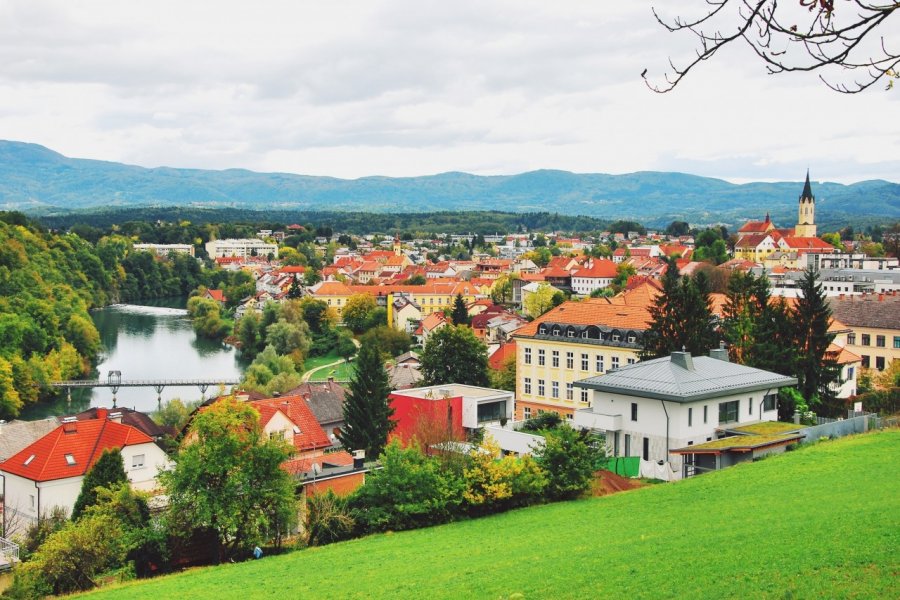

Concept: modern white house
[[573, 349, 798, 479], [0, 409, 170, 535]]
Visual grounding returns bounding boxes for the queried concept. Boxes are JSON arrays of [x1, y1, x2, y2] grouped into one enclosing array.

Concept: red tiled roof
[[782, 237, 835, 251], [278, 265, 306, 274], [1, 415, 154, 482], [738, 220, 773, 233], [488, 341, 517, 370], [515, 300, 652, 337], [312, 281, 355, 296], [573, 259, 617, 278], [250, 396, 332, 452], [206, 289, 227, 302]]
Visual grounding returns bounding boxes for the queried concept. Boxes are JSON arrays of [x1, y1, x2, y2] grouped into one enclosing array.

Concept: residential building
[[283, 382, 348, 442], [573, 350, 797, 479], [0, 409, 169, 535], [205, 238, 279, 259], [828, 292, 900, 371], [513, 298, 652, 420], [133, 243, 195, 257], [570, 259, 618, 295]]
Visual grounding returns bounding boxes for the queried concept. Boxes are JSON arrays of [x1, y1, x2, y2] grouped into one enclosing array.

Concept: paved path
[[301, 358, 348, 382]]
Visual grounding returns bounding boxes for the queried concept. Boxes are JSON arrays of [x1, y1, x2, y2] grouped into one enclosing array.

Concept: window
[[538, 349, 545, 366], [624, 434, 631, 457], [627, 335, 636, 343], [65, 454, 76, 466], [566, 352, 574, 369], [630, 402, 638, 422], [552, 351, 559, 368], [688, 407, 693, 427], [538, 380, 545, 396], [612, 333, 621, 342], [30, 495, 35, 509], [567, 329, 574, 338], [524, 348, 532, 365], [566, 383, 573, 400], [581, 330, 588, 338], [862, 355, 870, 368], [477, 401, 506, 423], [612, 356, 620, 369], [718, 400, 739, 424], [580, 388, 589, 403], [894, 336, 900, 349], [523, 406, 532, 419], [551, 381, 559, 398], [132, 454, 145, 469], [876, 356, 885, 371], [847, 333, 856, 345], [643, 438, 649, 461], [524, 377, 532, 395], [861, 334, 871, 346], [581, 353, 589, 371], [763, 393, 777, 412], [596, 355, 604, 373], [23, 454, 35, 466], [847, 367, 855, 381], [703, 405, 708, 424], [566, 413, 573, 421], [538, 325, 547, 335], [876, 335, 885, 348], [749, 398, 753, 415], [627, 358, 636, 365]]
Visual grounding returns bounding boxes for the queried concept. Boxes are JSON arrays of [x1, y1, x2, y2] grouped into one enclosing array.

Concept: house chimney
[[96, 407, 108, 421], [670, 351, 695, 371], [709, 341, 730, 362], [352, 449, 365, 469], [108, 411, 123, 423], [878, 293, 884, 301]]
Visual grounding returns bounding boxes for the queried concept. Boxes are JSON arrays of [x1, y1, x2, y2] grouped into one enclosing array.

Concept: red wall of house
[[388, 393, 464, 445]]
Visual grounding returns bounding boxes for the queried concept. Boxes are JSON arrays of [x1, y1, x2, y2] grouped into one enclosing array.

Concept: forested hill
[[2, 140, 898, 229]]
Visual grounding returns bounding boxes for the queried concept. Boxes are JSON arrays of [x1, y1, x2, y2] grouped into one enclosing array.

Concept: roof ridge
[[38, 426, 65, 480]]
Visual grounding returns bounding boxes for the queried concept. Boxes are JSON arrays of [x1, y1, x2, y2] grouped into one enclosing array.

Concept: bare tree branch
[[648, 1, 899, 93]]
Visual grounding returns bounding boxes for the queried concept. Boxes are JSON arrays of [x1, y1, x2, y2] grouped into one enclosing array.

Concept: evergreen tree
[[338, 339, 395, 459], [642, 258, 718, 359], [287, 275, 303, 299], [420, 325, 490, 387], [792, 267, 840, 405], [450, 293, 469, 326], [71, 448, 127, 521]]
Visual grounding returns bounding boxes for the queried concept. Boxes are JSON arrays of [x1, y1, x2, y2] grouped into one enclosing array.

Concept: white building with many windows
[[205, 238, 279, 259], [573, 349, 798, 479]]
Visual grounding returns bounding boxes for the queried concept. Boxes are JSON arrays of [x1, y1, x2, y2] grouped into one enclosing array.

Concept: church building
[[734, 171, 834, 266]]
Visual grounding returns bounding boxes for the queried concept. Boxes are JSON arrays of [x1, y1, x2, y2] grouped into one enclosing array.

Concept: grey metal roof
[[574, 354, 797, 403], [0, 418, 60, 462]]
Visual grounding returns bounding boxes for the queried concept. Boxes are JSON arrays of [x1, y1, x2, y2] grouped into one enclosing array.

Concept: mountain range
[[2, 140, 898, 229]]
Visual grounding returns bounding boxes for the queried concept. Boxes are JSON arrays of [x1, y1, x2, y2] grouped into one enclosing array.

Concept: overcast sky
[[1, 1, 898, 183]]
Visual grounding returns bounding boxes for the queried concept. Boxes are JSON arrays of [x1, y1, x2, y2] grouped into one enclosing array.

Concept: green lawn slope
[[88, 431, 900, 599]]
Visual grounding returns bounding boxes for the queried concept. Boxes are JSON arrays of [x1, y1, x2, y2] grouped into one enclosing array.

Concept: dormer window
[[292, 425, 301, 434], [612, 334, 621, 342], [538, 325, 547, 335], [24, 454, 35, 466], [581, 331, 588, 338], [65, 454, 76, 466]]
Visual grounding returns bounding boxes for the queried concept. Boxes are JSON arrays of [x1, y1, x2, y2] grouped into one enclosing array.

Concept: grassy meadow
[[87, 430, 900, 599]]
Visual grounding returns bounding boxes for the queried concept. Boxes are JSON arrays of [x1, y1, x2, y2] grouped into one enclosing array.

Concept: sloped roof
[[75, 407, 172, 440], [283, 382, 347, 426], [311, 281, 355, 296], [575, 353, 797, 403], [516, 299, 652, 337], [829, 294, 900, 330], [250, 396, 332, 452], [488, 340, 517, 370], [206, 289, 227, 302], [282, 450, 354, 476], [782, 237, 834, 251], [1, 415, 154, 482], [738, 219, 773, 234], [421, 311, 448, 332], [0, 419, 60, 463]]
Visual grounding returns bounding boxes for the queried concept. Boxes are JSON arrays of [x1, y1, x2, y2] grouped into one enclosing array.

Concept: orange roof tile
[[573, 259, 617, 278], [2, 415, 154, 482], [250, 395, 332, 452], [515, 299, 652, 337]]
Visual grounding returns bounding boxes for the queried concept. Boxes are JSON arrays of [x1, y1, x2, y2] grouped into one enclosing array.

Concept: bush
[[349, 441, 464, 533], [521, 411, 562, 432], [305, 491, 355, 547], [534, 426, 601, 500], [463, 437, 547, 514]]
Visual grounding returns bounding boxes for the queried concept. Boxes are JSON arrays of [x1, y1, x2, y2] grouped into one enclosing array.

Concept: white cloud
[[0, 0, 897, 183]]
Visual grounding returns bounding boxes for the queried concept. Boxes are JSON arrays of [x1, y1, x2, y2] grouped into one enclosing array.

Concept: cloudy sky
[[1, 0, 898, 183]]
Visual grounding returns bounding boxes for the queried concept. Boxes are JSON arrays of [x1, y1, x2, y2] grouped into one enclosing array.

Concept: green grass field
[[307, 360, 355, 382], [88, 430, 900, 599]]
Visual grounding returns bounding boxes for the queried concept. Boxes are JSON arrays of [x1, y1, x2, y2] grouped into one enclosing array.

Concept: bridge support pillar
[[154, 384, 165, 404], [66, 387, 72, 404], [198, 383, 209, 400]]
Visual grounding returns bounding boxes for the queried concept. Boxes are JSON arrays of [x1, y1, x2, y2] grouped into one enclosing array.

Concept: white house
[[570, 259, 618, 296], [0, 409, 169, 535], [573, 350, 798, 479]]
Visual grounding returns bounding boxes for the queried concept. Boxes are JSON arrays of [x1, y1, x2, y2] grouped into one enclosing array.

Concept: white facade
[[206, 238, 279, 259], [1, 441, 169, 535], [133, 243, 195, 257], [571, 275, 613, 296], [575, 389, 780, 477]]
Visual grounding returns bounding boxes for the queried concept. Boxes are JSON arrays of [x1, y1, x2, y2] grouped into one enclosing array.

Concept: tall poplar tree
[[792, 267, 840, 404], [338, 339, 395, 459]]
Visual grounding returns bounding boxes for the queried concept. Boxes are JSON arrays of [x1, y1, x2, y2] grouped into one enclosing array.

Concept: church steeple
[[795, 169, 816, 238]]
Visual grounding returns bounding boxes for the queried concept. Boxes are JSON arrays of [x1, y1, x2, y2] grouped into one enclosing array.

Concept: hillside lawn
[[87, 430, 900, 599]]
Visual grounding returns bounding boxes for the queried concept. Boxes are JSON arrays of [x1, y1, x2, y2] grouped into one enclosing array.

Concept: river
[[21, 299, 246, 420]]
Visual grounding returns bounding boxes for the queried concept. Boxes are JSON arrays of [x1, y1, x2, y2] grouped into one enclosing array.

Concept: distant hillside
[[88, 431, 898, 599], [2, 140, 898, 228]]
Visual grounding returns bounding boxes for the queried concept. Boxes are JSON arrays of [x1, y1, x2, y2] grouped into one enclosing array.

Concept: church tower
[[795, 170, 816, 238]]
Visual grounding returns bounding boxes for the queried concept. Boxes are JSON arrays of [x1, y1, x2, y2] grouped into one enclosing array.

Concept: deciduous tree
[[420, 325, 489, 387]]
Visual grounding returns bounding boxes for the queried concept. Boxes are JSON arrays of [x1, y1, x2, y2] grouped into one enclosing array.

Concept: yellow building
[[382, 280, 480, 328], [307, 281, 355, 318], [829, 293, 900, 372], [513, 300, 652, 421]]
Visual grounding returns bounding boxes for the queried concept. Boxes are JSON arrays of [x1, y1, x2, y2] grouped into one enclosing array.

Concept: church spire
[[801, 169, 814, 201]]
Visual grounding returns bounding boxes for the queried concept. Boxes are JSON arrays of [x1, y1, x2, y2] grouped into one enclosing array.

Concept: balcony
[[573, 409, 622, 432]]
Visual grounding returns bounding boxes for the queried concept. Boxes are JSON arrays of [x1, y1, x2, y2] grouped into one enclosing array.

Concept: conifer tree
[[792, 267, 840, 405], [287, 275, 303, 299], [642, 258, 718, 359], [451, 293, 469, 326], [71, 448, 127, 521], [338, 339, 395, 459]]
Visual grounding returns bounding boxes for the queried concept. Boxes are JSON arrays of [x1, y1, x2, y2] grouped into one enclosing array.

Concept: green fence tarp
[[600, 456, 640, 478]]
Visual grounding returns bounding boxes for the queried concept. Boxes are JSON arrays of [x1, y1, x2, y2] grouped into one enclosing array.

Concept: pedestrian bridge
[[50, 371, 240, 402]]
